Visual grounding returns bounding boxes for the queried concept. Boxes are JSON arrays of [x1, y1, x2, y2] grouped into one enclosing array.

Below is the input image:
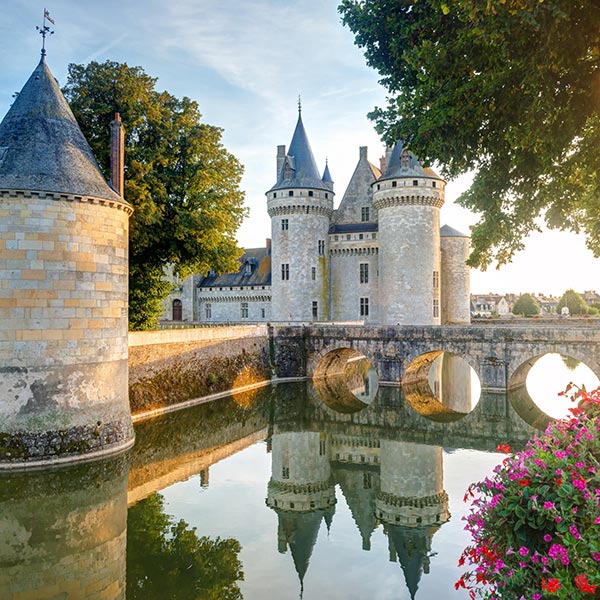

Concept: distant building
[[163, 108, 471, 325], [470, 294, 511, 317]]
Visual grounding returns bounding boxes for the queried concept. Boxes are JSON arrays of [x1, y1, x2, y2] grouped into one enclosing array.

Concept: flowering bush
[[457, 386, 600, 599]]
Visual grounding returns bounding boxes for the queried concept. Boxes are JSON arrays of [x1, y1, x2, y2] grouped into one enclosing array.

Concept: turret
[[372, 141, 445, 325], [440, 225, 471, 324], [0, 53, 133, 466], [266, 107, 334, 321]]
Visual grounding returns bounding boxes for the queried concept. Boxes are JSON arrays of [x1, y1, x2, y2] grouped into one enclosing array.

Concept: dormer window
[[284, 162, 292, 179], [244, 262, 252, 276], [401, 149, 410, 169]]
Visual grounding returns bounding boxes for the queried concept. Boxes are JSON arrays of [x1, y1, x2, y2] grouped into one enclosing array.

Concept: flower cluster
[[457, 386, 600, 599]]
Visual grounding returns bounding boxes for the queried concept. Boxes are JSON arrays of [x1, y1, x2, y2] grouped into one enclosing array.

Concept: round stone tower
[[266, 107, 333, 322], [372, 142, 445, 325], [440, 225, 471, 324], [0, 54, 133, 467]]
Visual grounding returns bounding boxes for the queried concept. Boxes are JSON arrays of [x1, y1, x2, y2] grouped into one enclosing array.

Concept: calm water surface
[[1, 353, 597, 600]]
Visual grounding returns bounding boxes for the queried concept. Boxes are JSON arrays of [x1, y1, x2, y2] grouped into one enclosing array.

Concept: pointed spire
[[0, 57, 122, 202], [322, 158, 333, 184], [378, 140, 440, 181], [269, 104, 332, 193]]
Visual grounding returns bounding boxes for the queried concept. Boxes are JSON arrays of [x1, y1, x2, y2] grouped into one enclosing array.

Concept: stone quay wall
[[128, 325, 272, 416]]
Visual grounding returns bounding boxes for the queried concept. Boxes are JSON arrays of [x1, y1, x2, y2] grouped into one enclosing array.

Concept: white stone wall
[[440, 235, 471, 324], [330, 239, 379, 323], [197, 288, 271, 323], [270, 432, 331, 485], [376, 203, 441, 325], [268, 191, 333, 321]]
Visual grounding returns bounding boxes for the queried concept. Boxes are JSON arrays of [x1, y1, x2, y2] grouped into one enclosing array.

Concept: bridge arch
[[309, 343, 378, 380]]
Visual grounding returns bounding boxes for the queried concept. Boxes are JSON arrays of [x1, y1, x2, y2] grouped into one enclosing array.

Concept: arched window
[[172, 299, 183, 321]]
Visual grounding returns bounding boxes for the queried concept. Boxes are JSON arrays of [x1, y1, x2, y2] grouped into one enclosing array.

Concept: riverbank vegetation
[[458, 386, 600, 598]]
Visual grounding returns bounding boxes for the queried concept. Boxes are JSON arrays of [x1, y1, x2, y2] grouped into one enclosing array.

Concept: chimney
[[385, 145, 393, 167], [379, 154, 386, 174], [110, 113, 125, 197], [266, 238, 272, 255], [276, 145, 286, 179]]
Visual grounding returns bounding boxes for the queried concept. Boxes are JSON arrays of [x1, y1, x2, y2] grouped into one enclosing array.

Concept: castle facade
[[165, 109, 470, 326]]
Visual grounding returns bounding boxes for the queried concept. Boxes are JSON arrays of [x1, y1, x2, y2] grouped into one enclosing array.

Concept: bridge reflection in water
[[0, 359, 560, 599]]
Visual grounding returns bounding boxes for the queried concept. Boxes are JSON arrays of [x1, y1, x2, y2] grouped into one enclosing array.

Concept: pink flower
[[543, 534, 552, 542], [518, 546, 529, 557], [543, 501, 555, 510]]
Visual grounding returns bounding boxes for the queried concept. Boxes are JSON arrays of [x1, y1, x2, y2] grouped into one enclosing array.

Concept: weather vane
[[298, 94, 302, 114], [36, 8, 55, 56]]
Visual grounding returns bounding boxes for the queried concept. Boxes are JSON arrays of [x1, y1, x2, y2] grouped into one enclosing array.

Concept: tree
[[127, 493, 244, 599], [512, 293, 540, 317], [338, 0, 600, 269], [557, 289, 589, 315], [63, 61, 247, 329]]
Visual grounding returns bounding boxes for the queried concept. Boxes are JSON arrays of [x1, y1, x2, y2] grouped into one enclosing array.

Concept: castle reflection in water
[[0, 356, 547, 600]]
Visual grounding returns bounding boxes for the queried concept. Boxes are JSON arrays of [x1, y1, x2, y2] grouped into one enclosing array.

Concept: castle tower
[[0, 54, 133, 466], [376, 440, 449, 599], [440, 225, 471, 324], [266, 107, 334, 321], [266, 431, 336, 594], [372, 142, 445, 325]]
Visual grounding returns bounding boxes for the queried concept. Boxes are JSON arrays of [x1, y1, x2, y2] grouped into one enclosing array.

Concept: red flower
[[496, 443, 511, 453], [454, 576, 466, 590], [542, 578, 562, 593], [518, 477, 530, 487], [575, 574, 597, 594]]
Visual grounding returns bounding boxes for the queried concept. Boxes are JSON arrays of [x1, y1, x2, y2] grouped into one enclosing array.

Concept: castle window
[[433, 270, 439, 289], [360, 263, 369, 284], [360, 297, 369, 316], [334, 235, 338, 241], [205, 303, 211, 319], [359, 234, 363, 240], [377, 184, 380, 190], [392, 180, 397, 188], [281, 264, 289, 280], [273, 192, 277, 198], [312, 301, 318, 319], [433, 298, 439, 318], [245, 262, 252, 276], [241, 302, 248, 319], [308, 190, 314, 197], [281, 218, 289, 231], [288, 190, 293, 196], [361, 206, 370, 221], [318, 240, 325, 255], [319, 438, 326, 456], [172, 299, 182, 321], [325, 193, 329, 198], [311, 267, 316, 281], [372, 233, 376, 239], [432, 181, 436, 187], [413, 180, 419, 186], [261, 308, 266, 319], [282, 466, 290, 479], [363, 472, 372, 489], [346, 234, 351, 241]]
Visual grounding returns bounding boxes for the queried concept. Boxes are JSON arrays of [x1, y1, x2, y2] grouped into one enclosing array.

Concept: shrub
[[457, 386, 600, 599]]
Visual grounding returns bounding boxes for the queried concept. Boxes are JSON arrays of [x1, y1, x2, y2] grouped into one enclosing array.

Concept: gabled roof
[[378, 140, 441, 182], [0, 56, 122, 202], [197, 247, 271, 288], [270, 112, 331, 192]]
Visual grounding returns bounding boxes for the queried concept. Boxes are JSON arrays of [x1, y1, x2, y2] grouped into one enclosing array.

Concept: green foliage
[[338, 0, 600, 269], [588, 306, 599, 316], [127, 493, 244, 600], [512, 293, 540, 316], [558, 289, 589, 315], [63, 61, 247, 329]]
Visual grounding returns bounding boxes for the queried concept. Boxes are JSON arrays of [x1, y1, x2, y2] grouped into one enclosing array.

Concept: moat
[[1, 354, 598, 600]]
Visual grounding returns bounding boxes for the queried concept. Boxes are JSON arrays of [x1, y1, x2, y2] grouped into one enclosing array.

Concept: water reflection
[[0, 457, 129, 600]]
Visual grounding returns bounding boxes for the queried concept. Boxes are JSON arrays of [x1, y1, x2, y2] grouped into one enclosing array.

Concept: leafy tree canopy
[[339, 0, 600, 269], [557, 288, 589, 315], [512, 293, 540, 316], [63, 61, 247, 329], [127, 493, 244, 600]]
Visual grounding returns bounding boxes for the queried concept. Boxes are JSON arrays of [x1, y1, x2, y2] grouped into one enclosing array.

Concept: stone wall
[[128, 325, 272, 415]]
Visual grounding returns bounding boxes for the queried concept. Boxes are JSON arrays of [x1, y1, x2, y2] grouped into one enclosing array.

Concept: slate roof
[[379, 140, 441, 182], [197, 247, 271, 288], [0, 56, 122, 202], [270, 112, 331, 192], [329, 222, 378, 234], [440, 224, 469, 237]]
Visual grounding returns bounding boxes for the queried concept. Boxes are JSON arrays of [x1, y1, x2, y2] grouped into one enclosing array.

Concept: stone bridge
[[271, 323, 600, 392]]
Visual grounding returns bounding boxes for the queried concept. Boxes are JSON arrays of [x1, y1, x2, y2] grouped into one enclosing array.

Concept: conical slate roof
[[322, 160, 333, 184], [379, 140, 440, 182], [0, 56, 122, 202], [440, 224, 469, 237], [270, 112, 330, 192]]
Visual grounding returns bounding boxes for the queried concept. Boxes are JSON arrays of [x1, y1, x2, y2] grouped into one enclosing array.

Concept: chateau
[[164, 108, 471, 326]]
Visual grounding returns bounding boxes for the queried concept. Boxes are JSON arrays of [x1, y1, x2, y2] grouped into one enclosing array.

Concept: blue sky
[[1, 1, 598, 295]]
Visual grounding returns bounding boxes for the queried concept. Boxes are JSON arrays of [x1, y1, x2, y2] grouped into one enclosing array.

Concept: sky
[[1, 0, 598, 296]]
